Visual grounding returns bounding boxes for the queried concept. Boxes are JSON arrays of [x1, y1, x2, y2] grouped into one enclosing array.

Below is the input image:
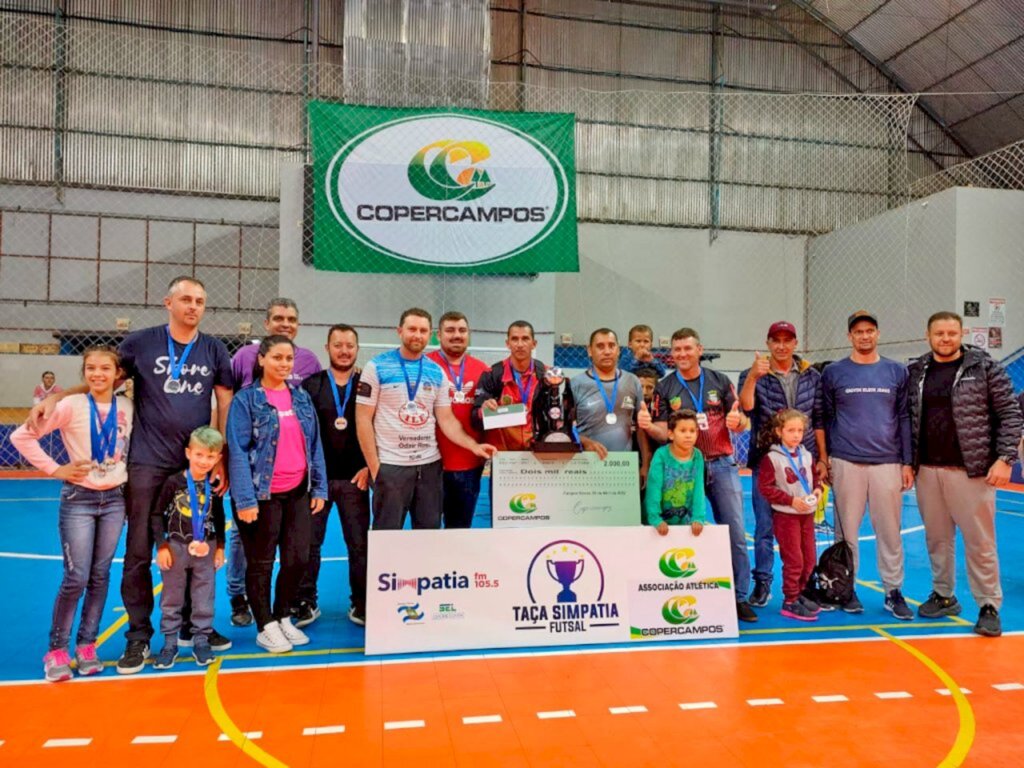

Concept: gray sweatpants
[[916, 466, 1001, 609], [159, 538, 216, 640], [372, 460, 443, 530], [831, 458, 905, 591]]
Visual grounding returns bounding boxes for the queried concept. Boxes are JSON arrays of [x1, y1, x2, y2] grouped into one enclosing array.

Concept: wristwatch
[[998, 455, 1016, 465]]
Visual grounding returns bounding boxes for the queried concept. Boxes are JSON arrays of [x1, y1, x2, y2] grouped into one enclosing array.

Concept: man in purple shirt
[[226, 298, 322, 626]]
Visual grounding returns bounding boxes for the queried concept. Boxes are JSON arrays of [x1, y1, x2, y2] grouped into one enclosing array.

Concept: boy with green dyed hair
[[150, 426, 227, 670]]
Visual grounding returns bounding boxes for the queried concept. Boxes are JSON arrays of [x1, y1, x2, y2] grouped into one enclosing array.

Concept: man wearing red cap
[[738, 321, 826, 608]]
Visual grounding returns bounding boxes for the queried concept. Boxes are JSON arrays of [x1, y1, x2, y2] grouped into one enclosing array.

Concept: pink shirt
[[10, 393, 133, 490], [264, 387, 307, 493]]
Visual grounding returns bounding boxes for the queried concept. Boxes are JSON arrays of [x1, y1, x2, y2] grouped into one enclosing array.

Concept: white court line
[[609, 706, 647, 715], [132, 735, 177, 744], [747, 698, 784, 707], [993, 682, 1024, 691], [218, 731, 262, 741], [43, 738, 92, 748], [463, 715, 502, 725], [0, 498, 61, 503], [384, 720, 425, 730], [0, 551, 63, 561], [875, 691, 913, 699], [812, 695, 849, 703], [936, 688, 971, 696], [302, 725, 346, 736], [537, 710, 575, 720], [679, 701, 717, 710]]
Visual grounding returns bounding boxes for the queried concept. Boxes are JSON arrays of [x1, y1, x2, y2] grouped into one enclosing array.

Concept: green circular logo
[[662, 596, 699, 625], [659, 548, 697, 579]]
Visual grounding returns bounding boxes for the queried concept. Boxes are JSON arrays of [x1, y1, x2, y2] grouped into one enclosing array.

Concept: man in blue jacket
[[738, 321, 825, 608], [908, 311, 1023, 637]]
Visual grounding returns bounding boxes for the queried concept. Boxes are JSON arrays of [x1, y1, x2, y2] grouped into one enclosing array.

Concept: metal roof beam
[[846, 0, 894, 35], [881, 0, 986, 65], [920, 31, 1024, 91]]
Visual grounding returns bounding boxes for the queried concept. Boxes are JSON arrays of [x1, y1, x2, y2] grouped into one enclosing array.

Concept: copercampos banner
[[309, 102, 579, 273]]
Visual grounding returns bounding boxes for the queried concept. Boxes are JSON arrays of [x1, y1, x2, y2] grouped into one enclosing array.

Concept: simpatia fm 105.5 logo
[[513, 539, 620, 635], [325, 113, 571, 268]]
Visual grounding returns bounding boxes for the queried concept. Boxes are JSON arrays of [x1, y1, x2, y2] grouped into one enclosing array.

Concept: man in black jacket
[[908, 311, 1023, 637]]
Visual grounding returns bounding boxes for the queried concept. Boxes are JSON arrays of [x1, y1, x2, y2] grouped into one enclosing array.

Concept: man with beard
[[356, 308, 496, 530], [426, 312, 490, 529], [295, 324, 370, 627], [821, 311, 914, 619]]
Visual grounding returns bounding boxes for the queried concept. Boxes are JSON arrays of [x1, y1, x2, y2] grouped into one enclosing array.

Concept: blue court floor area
[[1, 476, 1022, 683]]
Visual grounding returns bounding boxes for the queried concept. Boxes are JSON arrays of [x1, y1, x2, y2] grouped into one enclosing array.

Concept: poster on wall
[[309, 101, 578, 274], [963, 301, 980, 318], [970, 327, 989, 349], [988, 327, 1002, 349], [989, 298, 1006, 328], [365, 526, 738, 654]]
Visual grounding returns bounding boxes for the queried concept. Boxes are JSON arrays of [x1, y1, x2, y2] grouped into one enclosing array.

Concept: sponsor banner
[[309, 101, 578, 273], [492, 451, 639, 528], [365, 525, 737, 655]]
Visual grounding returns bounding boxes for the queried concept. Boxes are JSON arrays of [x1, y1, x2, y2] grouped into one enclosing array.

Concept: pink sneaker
[[75, 643, 104, 676], [44, 649, 73, 683]]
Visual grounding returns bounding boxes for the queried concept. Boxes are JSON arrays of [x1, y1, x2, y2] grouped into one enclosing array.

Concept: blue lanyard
[[399, 355, 424, 404], [441, 355, 465, 392], [185, 472, 212, 543], [781, 445, 812, 495], [166, 325, 198, 384], [512, 363, 535, 405], [87, 394, 118, 464], [589, 368, 620, 415], [328, 371, 353, 418], [675, 369, 704, 413]]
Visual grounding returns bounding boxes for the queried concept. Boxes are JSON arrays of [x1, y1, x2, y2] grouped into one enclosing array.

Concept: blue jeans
[[704, 456, 752, 601], [443, 466, 485, 529], [226, 522, 247, 599], [750, 467, 775, 586], [50, 483, 126, 650]]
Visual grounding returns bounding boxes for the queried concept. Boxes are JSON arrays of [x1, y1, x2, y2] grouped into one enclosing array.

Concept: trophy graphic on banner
[[532, 367, 581, 453], [546, 558, 585, 603]]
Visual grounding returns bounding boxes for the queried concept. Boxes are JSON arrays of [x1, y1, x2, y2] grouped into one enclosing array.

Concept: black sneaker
[[116, 640, 150, 675], [841, 592, 864, 614], [208, 628, 233, 652], [884, 589, 914, 621], [230, 595, 253, 628], [736, 601, 758, 623], [749, 581, 771, 608], [974, 604, 1002, 637], [348, 606, 366, 626], [918, 591, 962, 619], [293, 602, 321, 629]]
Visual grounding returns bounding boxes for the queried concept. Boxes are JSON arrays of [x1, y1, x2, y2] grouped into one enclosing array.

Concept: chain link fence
[[2, 7, 1014, 433]]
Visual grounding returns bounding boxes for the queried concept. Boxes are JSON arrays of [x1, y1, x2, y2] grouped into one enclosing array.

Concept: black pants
[[372, 460, 443, 530], [122, 463, 197, 642], [296, 478, 370, 612], [236, 481, 312, 631]]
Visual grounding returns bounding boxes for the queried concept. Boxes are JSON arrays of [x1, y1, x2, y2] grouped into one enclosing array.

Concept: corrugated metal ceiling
[[803, 0, 1024, 154]]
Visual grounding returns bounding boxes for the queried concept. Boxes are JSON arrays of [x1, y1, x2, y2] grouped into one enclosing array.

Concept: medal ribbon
[[399, 355, 424, 406], [442, 356, 465, 396], [87, 393, 118, 464], [781, 446, 812, 495], [186, 472, 212, 543], [511, 363, 535, 405], [589, 368, 620, 417], [675, 369, 705, 413], [165, 325, 198, 387], [328, 371, 353, 420]]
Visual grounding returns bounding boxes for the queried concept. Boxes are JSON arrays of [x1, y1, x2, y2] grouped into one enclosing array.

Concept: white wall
[[558, 224, 807, 376], [955, 188, 1024, 358]]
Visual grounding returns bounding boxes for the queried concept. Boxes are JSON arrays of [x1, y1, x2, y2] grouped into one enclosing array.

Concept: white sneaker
[[278, 616, 310, 646], [255, 621, 293, 654]]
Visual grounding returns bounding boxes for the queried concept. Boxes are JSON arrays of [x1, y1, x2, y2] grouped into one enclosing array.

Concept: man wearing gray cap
[[821, 311, 914, 619]]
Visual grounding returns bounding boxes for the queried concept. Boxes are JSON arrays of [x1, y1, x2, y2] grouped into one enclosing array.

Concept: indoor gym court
[[0, 476, 1021, 767]]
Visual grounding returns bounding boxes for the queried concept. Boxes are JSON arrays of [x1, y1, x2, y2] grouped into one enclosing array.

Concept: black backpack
[[807, 539, 855, 607]]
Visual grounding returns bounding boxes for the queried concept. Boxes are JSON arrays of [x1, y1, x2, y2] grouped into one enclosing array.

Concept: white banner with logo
[[365, 526, 738, 655], [491, 451, 640, 527]]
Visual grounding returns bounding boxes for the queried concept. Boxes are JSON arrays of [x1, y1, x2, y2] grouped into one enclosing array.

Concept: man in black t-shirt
[[298, 324, 371, 627], [908, 311, 1022, 638]]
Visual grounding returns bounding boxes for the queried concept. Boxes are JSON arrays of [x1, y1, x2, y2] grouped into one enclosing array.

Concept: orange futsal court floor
[[1, 477, 1023, 766]]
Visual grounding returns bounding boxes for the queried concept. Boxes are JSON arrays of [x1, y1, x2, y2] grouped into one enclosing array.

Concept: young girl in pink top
[[11, 347, 133, 681]]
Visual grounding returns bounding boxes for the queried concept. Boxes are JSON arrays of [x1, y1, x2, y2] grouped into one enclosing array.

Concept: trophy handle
[[546, 560, 558, 581], [574, 558, 585, 582]]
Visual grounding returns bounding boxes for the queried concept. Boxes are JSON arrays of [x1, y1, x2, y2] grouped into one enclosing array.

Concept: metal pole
[[708, 5, 723, 244]]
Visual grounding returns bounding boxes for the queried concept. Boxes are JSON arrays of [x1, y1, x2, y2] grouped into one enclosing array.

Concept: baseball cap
[[847, 310, 879, 331], [767, 321, 797, 339]]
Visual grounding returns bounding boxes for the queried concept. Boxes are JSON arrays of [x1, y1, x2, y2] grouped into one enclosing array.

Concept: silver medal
[[335, 417, 348, 430], [696, 412, 710, 430], [804, 494, 818, 507], [405, 401, 420, 414], [452, 391, 467, 404], [605, 413, 618, 425], [163, 378, 182, 394]]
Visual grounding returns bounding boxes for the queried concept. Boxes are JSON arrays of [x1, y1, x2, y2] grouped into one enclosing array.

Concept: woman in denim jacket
[[226, 335, 328, 654]]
